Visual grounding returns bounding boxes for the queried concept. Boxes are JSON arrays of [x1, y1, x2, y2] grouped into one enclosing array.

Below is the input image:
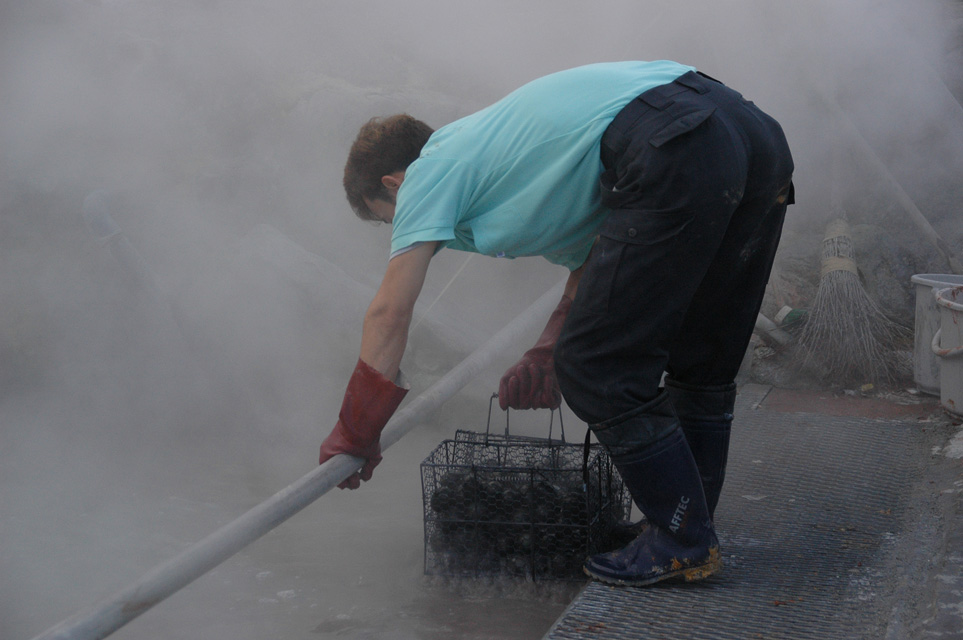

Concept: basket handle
[[582, 428, 591, 491], [548, 405, 566, 443], [487, 392, 568, 443], [485, 393, 510, 444], [932, 327, 963, 359]]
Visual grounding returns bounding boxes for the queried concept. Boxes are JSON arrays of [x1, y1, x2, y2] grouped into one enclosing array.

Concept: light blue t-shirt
[[390, 60, 695, 270]]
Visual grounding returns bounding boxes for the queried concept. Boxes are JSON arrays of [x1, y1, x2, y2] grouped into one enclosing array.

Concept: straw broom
[[795, 219, 910, 386]]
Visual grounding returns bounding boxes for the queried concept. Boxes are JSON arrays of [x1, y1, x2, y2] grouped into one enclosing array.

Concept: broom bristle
[[795, 220, 910, 385]]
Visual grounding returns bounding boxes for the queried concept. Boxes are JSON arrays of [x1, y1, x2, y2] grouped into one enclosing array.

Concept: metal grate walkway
[[546, 384, 944, 639]]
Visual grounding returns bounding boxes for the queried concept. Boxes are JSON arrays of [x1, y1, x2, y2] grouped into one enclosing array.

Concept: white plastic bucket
[[911, 274, 963, 395], [933, 286, 963, 417]]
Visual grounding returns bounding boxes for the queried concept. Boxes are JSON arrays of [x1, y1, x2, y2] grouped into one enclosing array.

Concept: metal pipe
[[30, 280, 565, 640]]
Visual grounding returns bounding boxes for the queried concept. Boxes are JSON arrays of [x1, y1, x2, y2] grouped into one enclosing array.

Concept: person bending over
[[320, 60, 794, 587]]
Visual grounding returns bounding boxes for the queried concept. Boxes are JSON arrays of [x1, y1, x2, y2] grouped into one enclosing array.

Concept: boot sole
[[583, 550, 723, 587]]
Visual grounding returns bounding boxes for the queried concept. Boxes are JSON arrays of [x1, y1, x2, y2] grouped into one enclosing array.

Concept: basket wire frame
[[420, 395, 632, 581]]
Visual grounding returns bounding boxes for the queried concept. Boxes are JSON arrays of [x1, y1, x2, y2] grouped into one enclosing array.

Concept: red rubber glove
[[320, 358, 408, 489], [498, 295, 572, 410]]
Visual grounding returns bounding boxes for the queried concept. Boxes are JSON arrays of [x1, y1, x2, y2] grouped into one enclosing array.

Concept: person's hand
[[499, 348, 561, 410], [498, 296, 572, 410], [319, 358, 408, 489], [319, 428, 382, 490]]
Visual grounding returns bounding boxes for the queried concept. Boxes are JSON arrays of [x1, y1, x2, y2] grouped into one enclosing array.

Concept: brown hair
[[343, 114, 434, 221]]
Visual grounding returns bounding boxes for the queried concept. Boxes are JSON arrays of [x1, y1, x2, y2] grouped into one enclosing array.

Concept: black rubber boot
[[664, 380, 736, 519], [605, 518, 646, 550], [605, 382, 736, 545], [585, 394, 722, 586]]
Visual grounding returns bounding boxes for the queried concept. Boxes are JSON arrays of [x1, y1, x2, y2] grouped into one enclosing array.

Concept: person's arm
[[320, 241, 439, 488], [563, 262, 584, 300], [360, 241, 439, 380], [498, 261, 585, 410]]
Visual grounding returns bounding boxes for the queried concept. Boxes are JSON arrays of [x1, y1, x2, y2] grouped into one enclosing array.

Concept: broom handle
[[30, 280, 566, 640], [820, 95, 963, 275]]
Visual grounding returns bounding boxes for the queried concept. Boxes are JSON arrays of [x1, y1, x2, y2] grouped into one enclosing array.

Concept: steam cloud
[[1, 1, 961, 638]]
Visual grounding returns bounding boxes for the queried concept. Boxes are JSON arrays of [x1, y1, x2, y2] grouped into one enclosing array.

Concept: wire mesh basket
[[420, 396, 632, 581]]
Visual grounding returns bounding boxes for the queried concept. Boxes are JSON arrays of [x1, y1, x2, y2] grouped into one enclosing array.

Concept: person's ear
[[381, 171, 405, 194]]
